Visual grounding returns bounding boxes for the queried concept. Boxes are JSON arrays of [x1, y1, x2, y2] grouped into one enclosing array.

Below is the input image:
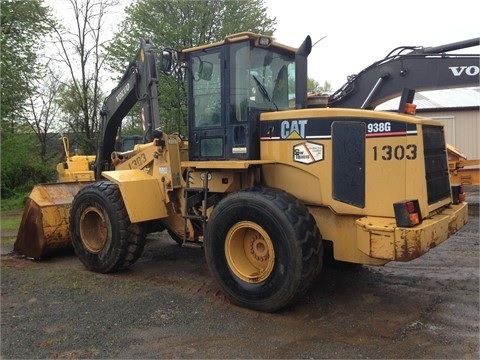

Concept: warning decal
[[293, 142, 324, 164]]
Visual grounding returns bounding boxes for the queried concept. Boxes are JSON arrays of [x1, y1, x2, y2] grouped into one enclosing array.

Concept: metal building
[[378, 87, 480, 160]]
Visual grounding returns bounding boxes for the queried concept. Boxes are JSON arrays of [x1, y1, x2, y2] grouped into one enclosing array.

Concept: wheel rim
[[225, 221, 275, 283], [79, 206, 108, 253]]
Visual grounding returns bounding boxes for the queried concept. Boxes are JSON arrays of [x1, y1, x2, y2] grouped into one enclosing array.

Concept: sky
[[264, 0, 480, 90], [46, 0, 479, 93]]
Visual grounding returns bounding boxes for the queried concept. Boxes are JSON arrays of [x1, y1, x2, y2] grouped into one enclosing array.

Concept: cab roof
[[178, 32, 298, 59]]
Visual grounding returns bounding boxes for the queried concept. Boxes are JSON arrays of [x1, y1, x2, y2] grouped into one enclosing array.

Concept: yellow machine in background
[[56, 137, 95, 182], [56, 135, 145, 182], [447, 144, 480, 186], [15, 33, 476, 312]]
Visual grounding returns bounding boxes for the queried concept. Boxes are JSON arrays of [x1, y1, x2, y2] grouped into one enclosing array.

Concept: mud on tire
[[204, 187, 323, 312], [69, 181, 146, 273]]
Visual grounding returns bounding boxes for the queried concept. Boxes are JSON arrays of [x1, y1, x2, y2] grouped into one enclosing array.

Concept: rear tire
[[69, 181, 146, 273], [204, 187, 323, 312]]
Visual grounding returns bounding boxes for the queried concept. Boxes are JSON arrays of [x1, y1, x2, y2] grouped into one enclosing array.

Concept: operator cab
[[178, 33, 304, 161]]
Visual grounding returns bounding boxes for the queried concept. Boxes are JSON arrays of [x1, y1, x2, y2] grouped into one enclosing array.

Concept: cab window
[[191, 51, 222, 127]]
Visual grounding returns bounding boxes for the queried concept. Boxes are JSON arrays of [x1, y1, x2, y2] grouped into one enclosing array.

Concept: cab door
[[188, 48, 225, 160]]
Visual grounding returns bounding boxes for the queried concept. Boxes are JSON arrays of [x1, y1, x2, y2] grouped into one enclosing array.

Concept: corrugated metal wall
[[419, 110, 479, 160]]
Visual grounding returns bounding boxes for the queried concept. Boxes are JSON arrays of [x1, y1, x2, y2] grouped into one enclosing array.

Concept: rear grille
[[423, 125, 450, 204]]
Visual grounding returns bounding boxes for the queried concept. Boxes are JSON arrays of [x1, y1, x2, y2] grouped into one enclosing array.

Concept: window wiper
[[252, 75, 278, 110]]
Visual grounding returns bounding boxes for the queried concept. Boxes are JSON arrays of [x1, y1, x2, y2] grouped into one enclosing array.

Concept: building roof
[[377, 86, 480, 110]]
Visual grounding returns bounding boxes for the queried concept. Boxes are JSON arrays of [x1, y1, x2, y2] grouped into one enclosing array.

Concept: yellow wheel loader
[[56, 135, 144, 183], [447, 144, 480, 186], [56, 137, 96, 182], [15, 33, 476, 312]]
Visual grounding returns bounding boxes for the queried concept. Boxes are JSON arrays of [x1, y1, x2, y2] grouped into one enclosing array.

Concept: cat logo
[[281, 120, 308, 139]]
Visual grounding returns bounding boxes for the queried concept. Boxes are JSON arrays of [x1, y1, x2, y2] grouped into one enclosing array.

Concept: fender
[[102, 169, 168, 223]]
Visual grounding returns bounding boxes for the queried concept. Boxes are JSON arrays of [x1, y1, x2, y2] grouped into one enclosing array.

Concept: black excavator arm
[[328, 37, 480, 109], [95, 39, 160, 179]]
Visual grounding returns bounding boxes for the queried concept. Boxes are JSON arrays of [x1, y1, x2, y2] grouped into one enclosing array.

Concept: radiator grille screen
[[422, 125, 450, 204]]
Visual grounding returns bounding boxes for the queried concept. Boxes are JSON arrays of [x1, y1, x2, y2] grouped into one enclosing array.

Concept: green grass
[[0, 192, 27, 232], [0, 209, 22, 249], [0, 214, 21, 232], [1, 192, 28, 212]]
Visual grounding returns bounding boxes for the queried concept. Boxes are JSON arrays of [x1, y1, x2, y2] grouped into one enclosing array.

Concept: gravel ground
[[1, 187, 478, 359]]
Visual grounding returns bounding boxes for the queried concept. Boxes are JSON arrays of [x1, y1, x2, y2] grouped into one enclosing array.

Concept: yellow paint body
[[447, 144, 480, 186], [102, 169, 168, 223], [56, 136, 95, 182], [255, 108, 468, 265], [355, 204, 467, 262], [56, 155, 95, 182]]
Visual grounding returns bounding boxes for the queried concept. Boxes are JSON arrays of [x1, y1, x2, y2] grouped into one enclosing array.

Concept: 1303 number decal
[[128, 153, 147, 168], [373, 144, 417, 161]]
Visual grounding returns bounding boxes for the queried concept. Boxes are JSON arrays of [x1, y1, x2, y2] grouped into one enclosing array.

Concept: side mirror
[[158, 50, 173, 74], [199, 61, 213, 81], [192, 56, 213, 81]]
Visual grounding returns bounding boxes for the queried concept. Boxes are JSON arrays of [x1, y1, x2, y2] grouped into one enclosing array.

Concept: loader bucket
[[14, 182, 94, 259]]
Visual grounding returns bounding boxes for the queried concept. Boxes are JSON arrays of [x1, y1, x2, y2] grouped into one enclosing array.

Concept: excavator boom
[[328, 37, 480, 109]]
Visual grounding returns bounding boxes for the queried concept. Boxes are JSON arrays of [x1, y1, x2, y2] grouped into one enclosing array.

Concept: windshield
[[249, 47, 295, 110], [230, 44, 295, 114]]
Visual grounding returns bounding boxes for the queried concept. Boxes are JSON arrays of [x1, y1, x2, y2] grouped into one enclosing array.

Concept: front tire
[[69, 181, 146, 273], [204, 187, 323, 312]]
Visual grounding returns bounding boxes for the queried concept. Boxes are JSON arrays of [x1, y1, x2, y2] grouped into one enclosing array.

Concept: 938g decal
[[367, 121, 391, 133]]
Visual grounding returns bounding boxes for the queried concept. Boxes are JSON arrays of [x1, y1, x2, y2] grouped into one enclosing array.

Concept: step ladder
[[182, 170, 220, 247]]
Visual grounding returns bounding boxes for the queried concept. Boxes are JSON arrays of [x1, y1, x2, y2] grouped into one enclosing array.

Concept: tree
[[50, 0, 119, 153], [1, 66, 62, 199], [106, 0, 276, 135], [308, 78, 333, 93], [1, 0, 59, 199], [26, 65, 63, 161], [0, 0, 54, 133]]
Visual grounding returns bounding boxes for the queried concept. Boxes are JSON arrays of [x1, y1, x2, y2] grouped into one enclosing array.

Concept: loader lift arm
[[328, 37, 480, 109], [95, 39, 160, 179]]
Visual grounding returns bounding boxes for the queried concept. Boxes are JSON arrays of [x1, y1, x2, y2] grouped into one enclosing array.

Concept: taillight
[[393, 200, 422, 227], [451, 185, 465, 204]]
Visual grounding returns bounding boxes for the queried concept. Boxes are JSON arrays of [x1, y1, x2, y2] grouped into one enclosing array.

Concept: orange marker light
[[404, 103, 417, 115]]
